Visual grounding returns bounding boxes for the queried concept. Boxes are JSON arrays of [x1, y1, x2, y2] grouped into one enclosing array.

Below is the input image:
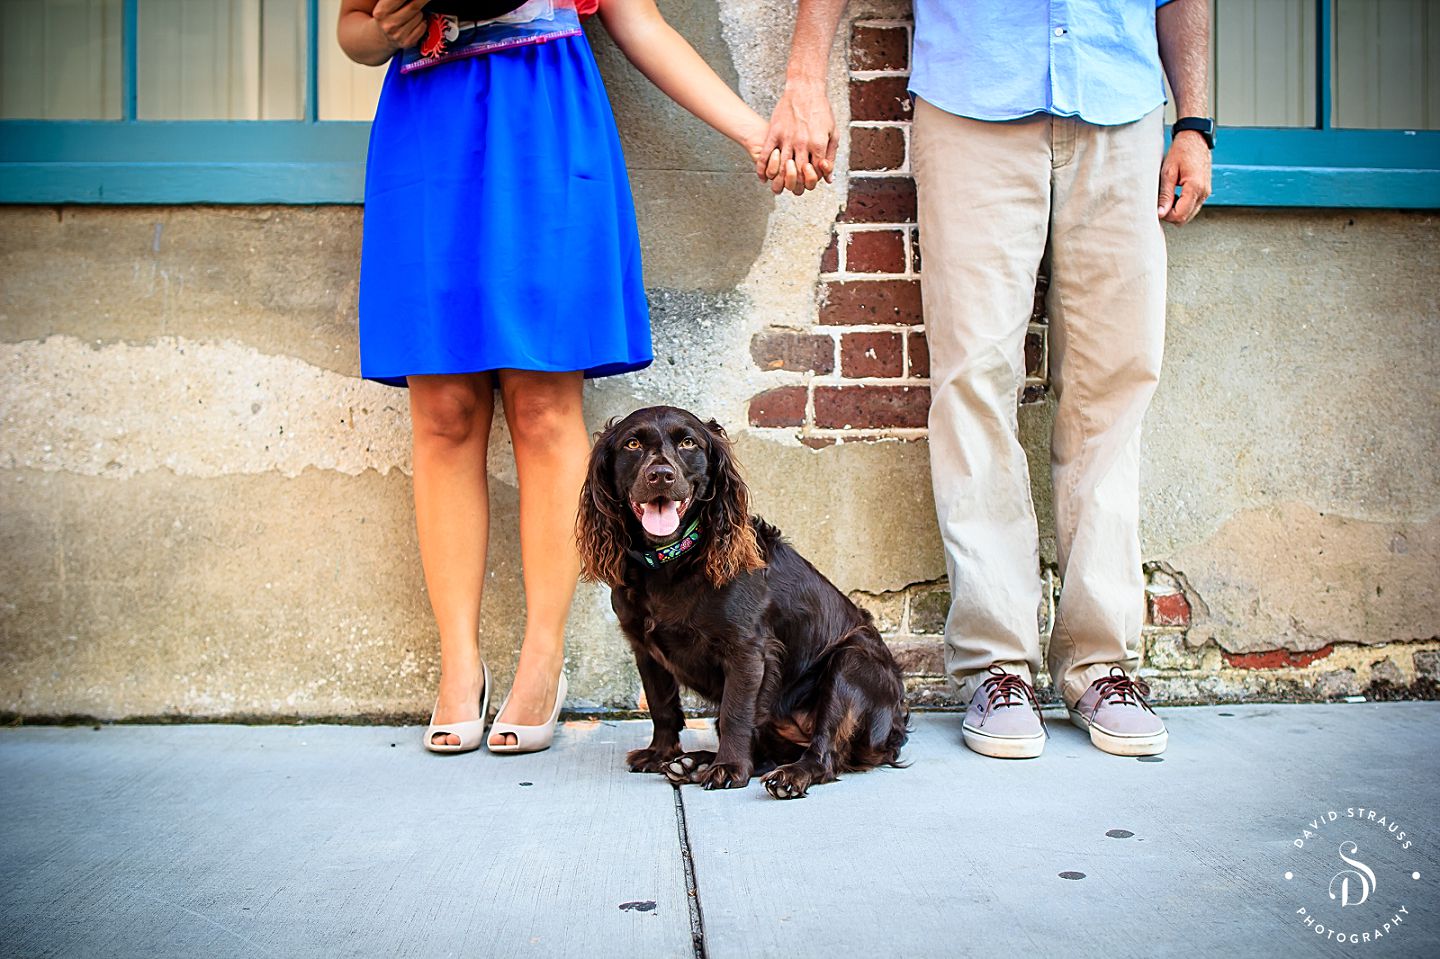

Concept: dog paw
[[662, 750, 717, 784], [761, 763, 815, 800], [626, 745, 682, 773], [697, 761, 751, 791]]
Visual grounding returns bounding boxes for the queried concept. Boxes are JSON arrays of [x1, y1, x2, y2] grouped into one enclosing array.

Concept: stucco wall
[[1, 2, 1436, 720]]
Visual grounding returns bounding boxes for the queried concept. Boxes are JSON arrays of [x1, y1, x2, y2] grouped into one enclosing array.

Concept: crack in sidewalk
[[672, 785, 708, 959]]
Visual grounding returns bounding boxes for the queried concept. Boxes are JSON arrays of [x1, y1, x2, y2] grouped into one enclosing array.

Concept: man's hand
[[758, 78, 836, 196], [373, 0, 428, 51], [1157, 131, 1211, 225]]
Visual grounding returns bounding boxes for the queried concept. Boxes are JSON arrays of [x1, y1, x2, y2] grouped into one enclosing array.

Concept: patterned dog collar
[[632, 519, 703, 569]]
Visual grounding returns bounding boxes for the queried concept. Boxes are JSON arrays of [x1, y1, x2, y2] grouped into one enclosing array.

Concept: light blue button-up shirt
[[909, 0, 1173, 127]]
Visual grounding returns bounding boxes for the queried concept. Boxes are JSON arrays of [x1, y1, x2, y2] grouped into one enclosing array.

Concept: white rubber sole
[[1068, 709, 1168, 756], [962, 723, 1045, 759]]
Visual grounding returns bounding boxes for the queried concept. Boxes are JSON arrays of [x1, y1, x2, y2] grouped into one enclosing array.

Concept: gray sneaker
[[1069, 666, 1168, 756], [962, 665, 1046, 759]]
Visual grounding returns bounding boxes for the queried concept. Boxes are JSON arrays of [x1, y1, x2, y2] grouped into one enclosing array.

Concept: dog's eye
[[624, 438, 642, 450], [678, 437, 698, 450]]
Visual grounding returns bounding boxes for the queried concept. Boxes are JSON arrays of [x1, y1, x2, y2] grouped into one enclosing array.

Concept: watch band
[[1172, 116, 1216, 150]]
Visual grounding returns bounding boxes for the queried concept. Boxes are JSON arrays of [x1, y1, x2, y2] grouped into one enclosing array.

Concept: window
[[1203, 0, 1440, 206], [0, 0, 1436, 206], [0, 0, 384, 202]]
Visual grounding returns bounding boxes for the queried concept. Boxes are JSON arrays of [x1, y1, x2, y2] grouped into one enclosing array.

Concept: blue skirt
[[358, 35, 652, 387]]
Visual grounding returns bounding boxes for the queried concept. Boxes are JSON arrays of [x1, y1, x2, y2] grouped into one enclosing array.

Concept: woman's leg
[[490, 369, 590, 745], [409, 372, 495, 746]]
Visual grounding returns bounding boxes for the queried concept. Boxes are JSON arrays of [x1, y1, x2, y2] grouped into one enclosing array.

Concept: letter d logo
[[1327, 841, 1377, 907]]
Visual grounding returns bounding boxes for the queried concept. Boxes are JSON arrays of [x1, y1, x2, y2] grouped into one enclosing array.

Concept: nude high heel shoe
[[423, 661, 491, 754], [486, 672, 567, 754]]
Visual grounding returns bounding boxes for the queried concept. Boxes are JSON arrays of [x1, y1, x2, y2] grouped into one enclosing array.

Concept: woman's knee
[[410, 377, 488, 445], [502, 373, 584, 448]]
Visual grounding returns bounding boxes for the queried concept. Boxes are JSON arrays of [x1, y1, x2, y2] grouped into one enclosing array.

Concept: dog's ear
[[700, 419, 765, 587], [576, 420, 628, 587]]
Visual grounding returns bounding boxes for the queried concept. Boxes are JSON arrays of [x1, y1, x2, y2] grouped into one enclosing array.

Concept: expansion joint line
[[672, 786, 708, 959]]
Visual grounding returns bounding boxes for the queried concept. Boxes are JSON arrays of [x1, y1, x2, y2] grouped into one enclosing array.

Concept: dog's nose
[[646, 464, 675, 486]]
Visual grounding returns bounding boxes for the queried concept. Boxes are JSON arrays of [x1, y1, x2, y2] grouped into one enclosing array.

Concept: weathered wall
[[1, 2, 1436, 720]]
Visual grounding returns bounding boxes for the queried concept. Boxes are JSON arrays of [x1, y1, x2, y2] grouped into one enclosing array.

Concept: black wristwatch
[[1172, 117, 1216, 150]]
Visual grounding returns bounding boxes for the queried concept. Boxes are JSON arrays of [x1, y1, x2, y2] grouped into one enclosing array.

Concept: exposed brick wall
[[747, 18, 1050, 444]]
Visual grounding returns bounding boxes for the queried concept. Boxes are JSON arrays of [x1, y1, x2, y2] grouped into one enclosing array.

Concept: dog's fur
[[577, 406, 908, 798]]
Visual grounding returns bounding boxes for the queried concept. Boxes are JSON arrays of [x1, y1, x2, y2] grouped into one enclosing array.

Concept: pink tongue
[[641, 500, 681, 537]]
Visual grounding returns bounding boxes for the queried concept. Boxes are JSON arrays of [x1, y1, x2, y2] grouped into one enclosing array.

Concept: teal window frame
[[0, 0, 1437, 207], [1201, 0, 1439, 208], [0, 0, 370, 203]]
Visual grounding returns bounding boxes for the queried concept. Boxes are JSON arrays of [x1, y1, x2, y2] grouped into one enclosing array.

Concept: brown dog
[[577, 406, 908, 798]]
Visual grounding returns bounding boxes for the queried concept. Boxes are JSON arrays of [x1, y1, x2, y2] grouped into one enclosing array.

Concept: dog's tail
[[827, 623, 912, 770], [879, 704, 912, 768], [875, 659, 911, 769]]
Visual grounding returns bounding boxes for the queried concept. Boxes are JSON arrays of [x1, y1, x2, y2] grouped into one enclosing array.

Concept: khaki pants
[[910, 97, 1167, 707]]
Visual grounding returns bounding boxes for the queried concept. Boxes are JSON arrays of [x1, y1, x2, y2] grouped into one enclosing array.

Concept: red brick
[[800, 436, 836, 449], [1223, 645, 1336, 670], [840, 176, 917, 223], [818, 280, 923, 325], [748, 387, 807, 428], [907, 332, 929, 378], [850, 24, 910, 72], [850, 126, 906, 172], [1147, 591, 1191, 627], [819, 231, 839, 274], [910, 229, 922, 273], [750, 332, 834, 374], [841, 332, 903, 378], [844, 229, 907, 274], [814, 385, 929, 429], [850, 76, 913, 122], [886, 638, 945, 675], [1024, 328, 1046, 378], [1021, 384, 1048, 404]]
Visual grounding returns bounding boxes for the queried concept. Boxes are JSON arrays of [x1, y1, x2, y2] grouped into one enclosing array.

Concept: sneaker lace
[[1089, 666, 1156, 718], [979, 665, 1047, 732]]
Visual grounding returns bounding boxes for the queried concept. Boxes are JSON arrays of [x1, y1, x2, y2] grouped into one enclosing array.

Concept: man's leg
[[1045, 109, 1168, 752], [912, 98, 1052, 755]]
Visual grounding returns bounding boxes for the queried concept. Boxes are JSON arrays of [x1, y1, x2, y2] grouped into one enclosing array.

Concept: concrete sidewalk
[[2, 704, 1437, 958]]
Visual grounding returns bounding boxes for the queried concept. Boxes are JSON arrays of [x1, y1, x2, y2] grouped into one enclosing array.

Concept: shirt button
[[1054, 26, 1066, 36]]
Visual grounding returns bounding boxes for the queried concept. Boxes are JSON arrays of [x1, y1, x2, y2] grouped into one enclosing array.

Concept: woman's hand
[[373, 0, 429, 49], [338, 0, 427, 65]]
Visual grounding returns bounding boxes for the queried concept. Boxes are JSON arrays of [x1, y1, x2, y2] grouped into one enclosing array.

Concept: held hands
[[738, 118, 822, 197], [1158, 130, 1212, 225], [750, 79, 838, 196]]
